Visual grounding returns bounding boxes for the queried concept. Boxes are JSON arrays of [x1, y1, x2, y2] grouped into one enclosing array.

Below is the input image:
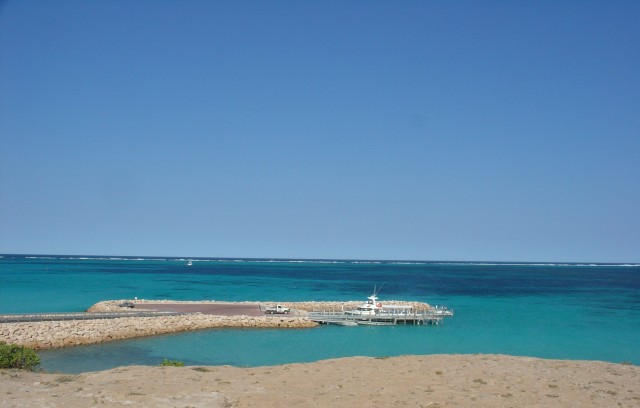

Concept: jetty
[[308, 290, 453, 326], [308, 307, 452, 326], [0, 297, 453, 350]]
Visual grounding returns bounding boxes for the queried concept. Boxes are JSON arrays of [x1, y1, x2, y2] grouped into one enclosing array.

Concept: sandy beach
[[2, 354, 638, 407]]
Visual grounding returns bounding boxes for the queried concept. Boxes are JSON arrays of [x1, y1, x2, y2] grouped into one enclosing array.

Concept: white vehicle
[[264, 304, 290, 314]]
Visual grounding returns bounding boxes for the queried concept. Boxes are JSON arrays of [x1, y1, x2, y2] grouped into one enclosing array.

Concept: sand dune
[[2, 354, 638, 407]]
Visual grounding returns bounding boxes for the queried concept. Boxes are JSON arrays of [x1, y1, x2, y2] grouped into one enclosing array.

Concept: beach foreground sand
[[1, 354, 638, 407]]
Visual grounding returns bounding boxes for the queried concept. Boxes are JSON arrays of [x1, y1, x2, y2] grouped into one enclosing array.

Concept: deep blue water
[[1, 255, 639, 373]]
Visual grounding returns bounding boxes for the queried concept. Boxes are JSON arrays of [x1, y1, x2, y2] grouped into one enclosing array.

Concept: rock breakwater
[[0, 314, 316, 350], [89, 299, 432, 313], [1, 299, 432, 350]]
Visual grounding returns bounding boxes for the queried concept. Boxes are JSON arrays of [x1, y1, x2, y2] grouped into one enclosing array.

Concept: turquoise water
[[1, 255, 639, 373]]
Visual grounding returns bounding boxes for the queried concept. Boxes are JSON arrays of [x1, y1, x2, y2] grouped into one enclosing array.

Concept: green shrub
[[160, 358, 184, 367], [0, 342, 41, 371]]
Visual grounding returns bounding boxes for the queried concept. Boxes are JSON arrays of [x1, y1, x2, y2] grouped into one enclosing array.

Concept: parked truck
[[263, 304, 290, 314]]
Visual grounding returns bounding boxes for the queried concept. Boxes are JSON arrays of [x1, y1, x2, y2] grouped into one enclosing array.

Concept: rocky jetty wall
[[0, 314, 316, 350], [1, 299, 432, 350], [89, 299, 432, 313]]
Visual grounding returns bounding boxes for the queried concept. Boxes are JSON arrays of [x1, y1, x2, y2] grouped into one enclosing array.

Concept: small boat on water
[[432, 305, 453, 317], [187, 260, 193, 266], [344, 290, 384, 316], [344, 287, 419, 317]]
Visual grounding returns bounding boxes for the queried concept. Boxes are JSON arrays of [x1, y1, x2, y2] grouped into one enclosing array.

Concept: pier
[[307, 289, 454, 327], [308, 307, 452, 326]]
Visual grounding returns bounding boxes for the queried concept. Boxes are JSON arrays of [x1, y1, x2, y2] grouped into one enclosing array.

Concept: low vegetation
[[0, 341, 41, 371], [160, 358, 185, 367]]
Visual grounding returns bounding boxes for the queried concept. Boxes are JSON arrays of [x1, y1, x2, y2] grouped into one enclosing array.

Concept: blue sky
[[1, 1, 638, 262]]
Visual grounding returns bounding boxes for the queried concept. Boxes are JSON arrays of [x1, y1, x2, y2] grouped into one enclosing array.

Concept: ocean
[[1, 255, 639, 373]]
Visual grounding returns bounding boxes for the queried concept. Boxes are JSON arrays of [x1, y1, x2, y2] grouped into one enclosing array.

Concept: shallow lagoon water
[[1, 256, 639, 372]]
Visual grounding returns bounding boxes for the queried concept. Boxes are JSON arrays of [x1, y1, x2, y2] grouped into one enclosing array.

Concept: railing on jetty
[[307, 308, 451, 326], [0, 311, 183, 324]]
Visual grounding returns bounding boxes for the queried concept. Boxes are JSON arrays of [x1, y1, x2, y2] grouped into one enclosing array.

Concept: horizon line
[[1, 253, 638, 266]]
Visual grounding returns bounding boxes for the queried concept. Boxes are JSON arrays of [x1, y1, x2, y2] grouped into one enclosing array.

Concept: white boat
[[343, 288, 436, 317], [187, 260, 193, 266], [308, 287, 453, 326], [344, 289, 384, 316], [432, 305, 454, 317]]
